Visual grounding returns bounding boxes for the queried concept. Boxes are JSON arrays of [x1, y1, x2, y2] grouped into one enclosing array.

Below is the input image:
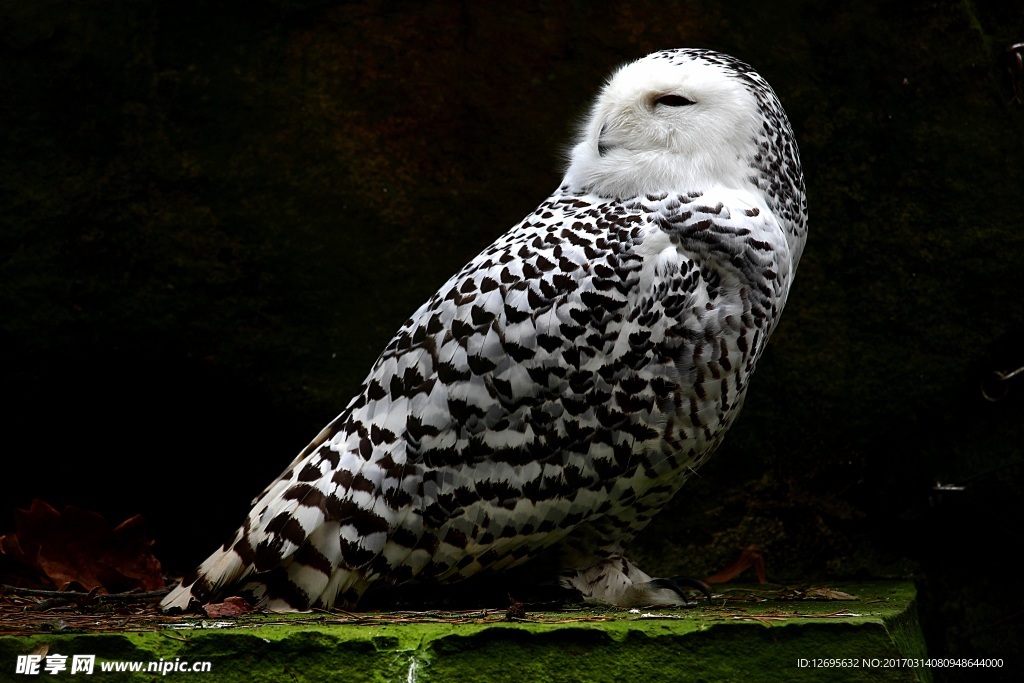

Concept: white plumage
[[163, 48, 807, 612]]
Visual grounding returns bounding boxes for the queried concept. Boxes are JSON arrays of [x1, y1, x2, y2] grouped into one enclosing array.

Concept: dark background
[[2, 1, 1022, 678]]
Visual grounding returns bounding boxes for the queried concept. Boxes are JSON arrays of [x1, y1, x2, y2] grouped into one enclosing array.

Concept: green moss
[[1, 582, 930, 682]]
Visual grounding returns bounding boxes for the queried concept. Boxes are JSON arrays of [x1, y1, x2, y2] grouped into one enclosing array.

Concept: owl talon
[[646, 576, 712, 603], [562, 556, 708, 607]]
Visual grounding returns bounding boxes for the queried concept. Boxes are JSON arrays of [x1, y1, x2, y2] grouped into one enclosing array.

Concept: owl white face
[[564, 53, 764, 199]]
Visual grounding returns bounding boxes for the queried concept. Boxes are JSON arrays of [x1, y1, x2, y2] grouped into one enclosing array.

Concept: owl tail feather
[[160, 541, 249, 613]]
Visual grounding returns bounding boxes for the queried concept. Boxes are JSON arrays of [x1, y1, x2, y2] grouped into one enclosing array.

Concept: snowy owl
[[162, 48, 807, 612]]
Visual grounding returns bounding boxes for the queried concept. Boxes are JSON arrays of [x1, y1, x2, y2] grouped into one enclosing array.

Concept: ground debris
[[775, 586, 858, 601], [0, 583, 885, 636]]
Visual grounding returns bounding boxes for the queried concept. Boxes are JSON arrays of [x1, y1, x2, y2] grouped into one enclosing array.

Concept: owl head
[[563, 49, 805, 239]]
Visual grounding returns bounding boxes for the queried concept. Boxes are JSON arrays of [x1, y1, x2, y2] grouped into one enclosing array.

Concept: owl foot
[[647, 576, 713, 603], [561, 556, 711, 607]]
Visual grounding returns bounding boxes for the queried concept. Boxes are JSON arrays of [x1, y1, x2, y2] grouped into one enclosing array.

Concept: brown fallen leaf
[[803, 587, 857, 601], [705, 544, 767, 584], [202, 596, 253, 617], [0, 499, 164, 593]]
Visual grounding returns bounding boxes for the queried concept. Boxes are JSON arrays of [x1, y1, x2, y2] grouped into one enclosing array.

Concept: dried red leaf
[[0, 530, 52, 590], [0, 532, 32, 566], [705, 544, 767, 584], [0, 499, 164, 593], [202, 596, 253, 617]]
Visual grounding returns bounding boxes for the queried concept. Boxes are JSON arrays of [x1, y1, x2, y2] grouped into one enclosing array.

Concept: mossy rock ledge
[[0, 581, 930, 682]]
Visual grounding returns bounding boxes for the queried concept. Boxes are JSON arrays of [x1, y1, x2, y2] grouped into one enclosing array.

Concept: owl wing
[[162, 186, 787, 611]]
